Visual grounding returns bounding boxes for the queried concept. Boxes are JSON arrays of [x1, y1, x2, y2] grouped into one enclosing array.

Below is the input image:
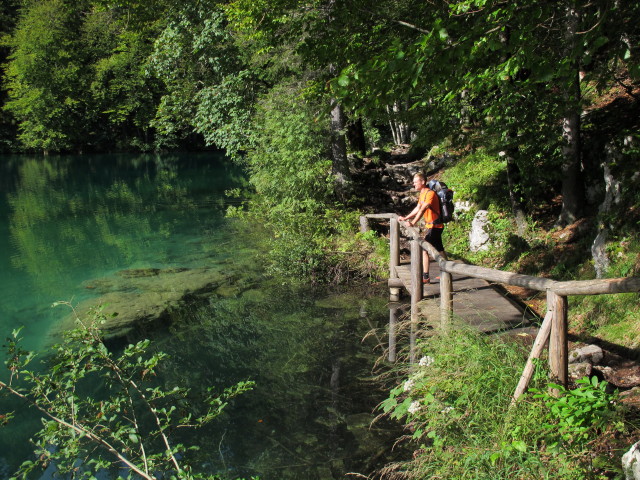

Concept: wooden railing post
[[410, 239, 423, 327], [549, 291, 568, 391], [389, 217, 401, 301], [511, 289, 555, 405], [359, 216, 370, 233], [388, 304, 399, 362], [440, 270, 453, 327]]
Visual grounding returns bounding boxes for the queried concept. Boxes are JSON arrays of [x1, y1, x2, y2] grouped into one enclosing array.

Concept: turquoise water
[[0, 153, 244, 349], [0, 153, 399, 479]]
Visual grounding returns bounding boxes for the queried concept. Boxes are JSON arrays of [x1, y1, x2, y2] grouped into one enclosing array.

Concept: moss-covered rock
[[55, 266, 230, 340]]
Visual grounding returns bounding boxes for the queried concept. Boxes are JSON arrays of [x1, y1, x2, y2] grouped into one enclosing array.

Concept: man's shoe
[[422, 274, 430, 284]]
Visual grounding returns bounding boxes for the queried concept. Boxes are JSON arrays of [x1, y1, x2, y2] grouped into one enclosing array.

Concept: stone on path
[[569, 344, 604, 364], [623, 441, 640, 480]]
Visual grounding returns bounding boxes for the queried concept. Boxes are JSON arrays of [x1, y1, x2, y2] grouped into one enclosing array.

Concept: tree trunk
[[498, 27, 527, 235], [386, 101, 410, 144], [558, 1, 584, 225], [330, 97, 351, 199], [505, 148, 527, 236], [346, 118, 366, 156]]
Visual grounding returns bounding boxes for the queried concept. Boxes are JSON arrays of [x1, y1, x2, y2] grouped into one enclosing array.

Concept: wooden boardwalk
[[362, 213, 640, 397], [395, 261, 533, 333]]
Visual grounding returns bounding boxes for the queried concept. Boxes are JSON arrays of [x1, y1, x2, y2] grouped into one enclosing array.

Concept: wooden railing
[[360, 213, 640, 402]]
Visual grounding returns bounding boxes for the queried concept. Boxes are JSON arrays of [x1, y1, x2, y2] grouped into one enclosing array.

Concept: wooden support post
[[388, 304, 399, 362], [440, 270, 453, 327], [549, 291, 568, 391], [359, 216, 370, 233], [389, 217, 401, 302], [410, 239, 423, 326], [511, 306, 554, 405]]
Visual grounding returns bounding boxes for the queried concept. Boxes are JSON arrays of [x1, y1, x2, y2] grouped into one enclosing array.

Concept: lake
[[0, 153, 402, 479]]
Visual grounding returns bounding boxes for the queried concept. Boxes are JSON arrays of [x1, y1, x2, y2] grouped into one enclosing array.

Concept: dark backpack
[[428, 180, 455, 224]]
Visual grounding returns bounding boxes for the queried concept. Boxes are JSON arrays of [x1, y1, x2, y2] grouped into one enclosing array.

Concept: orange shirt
[[419, 188, 443, 228]]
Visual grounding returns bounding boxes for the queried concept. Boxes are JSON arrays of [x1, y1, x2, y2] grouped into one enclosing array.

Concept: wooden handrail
[[361, 213, 640, 402], [362, 214, 640, 295]]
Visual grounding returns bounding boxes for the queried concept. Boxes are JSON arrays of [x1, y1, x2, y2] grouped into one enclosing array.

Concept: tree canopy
[[1, 0, 639, 221]]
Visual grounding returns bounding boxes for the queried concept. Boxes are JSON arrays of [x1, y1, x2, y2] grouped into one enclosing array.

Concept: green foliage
[[572, 290, 640, 349], [148, 3, 257, 154], [441, 150, 507, 207], [235, 80, 338, 279], [234, 78, 389, 282], [3, 0, 167, 152], [439, 149, 525, 263], [0, 303, 254, 480], [4, 0, 89, 151], [379, 325, 631, 479], [530, 377, 621, 448], [322, 213, 391, 283]]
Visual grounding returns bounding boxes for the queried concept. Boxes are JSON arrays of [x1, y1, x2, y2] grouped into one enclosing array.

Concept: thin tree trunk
[[397, 101, 410, 143], [330, 97, 351, 199], [558, 1, 584, 225], [386, 101, 410, 144], [386, 104, 400, 144]]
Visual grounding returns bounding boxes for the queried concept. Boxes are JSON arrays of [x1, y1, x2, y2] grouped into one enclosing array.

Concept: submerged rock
[[315, 293, 362, 310], [56, 266, 229, 340], [118, 268, 161, 278], [214, 284, 241, 298]]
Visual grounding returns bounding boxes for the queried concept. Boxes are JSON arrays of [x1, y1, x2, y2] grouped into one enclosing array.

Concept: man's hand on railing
[[398, 217, 417, 228]]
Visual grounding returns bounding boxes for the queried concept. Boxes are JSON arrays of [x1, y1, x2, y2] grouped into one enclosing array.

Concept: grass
[[378, 323, 633, 480]]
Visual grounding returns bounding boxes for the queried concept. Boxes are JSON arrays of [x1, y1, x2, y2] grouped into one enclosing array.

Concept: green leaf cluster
[[530, 376, 621, 447]]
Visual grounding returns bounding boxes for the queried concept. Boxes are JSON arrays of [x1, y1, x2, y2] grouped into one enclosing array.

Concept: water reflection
[[0, 153, 245, 348], [388, 303, 400, 362], [148, 283, 397, 480], [7, 155, 214, 294], [0, 153, 404, 479]]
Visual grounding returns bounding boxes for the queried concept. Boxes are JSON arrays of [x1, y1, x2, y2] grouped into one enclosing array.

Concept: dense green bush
[[228, 80, 386, 283]]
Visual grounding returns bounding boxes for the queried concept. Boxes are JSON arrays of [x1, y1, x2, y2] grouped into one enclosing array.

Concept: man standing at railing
[[398, 173, 447, 284]]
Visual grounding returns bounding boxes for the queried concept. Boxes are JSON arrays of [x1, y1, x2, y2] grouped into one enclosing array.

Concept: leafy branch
[[0, 303, 254, 480]]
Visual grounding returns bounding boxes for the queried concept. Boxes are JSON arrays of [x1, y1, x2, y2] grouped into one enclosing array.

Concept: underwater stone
[[53, 267, 227, 340], [118, 268, 161, 278]]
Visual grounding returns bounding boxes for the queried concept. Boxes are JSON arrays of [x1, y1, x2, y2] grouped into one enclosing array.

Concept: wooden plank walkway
[[395, 261, 533, 333], [362, 213, 640, 395]]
